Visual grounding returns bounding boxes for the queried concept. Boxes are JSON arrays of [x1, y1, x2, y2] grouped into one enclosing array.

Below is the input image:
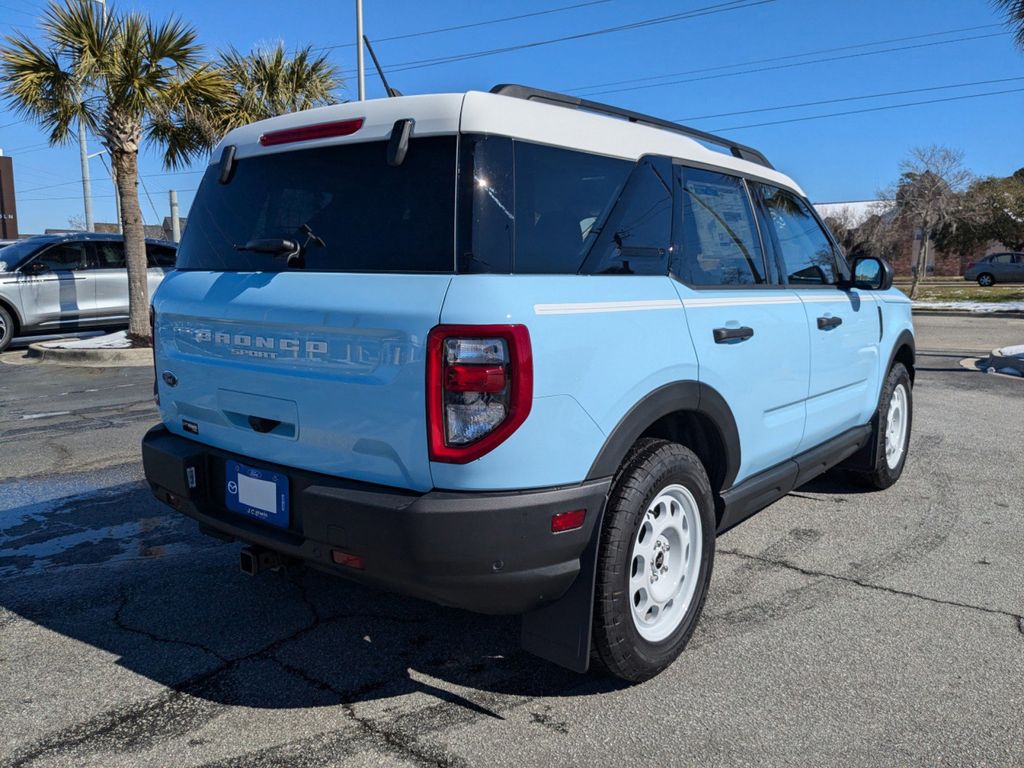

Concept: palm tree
[[0, 0, 230, 343], [218, 42, 342, 127], [993, 0, 1024, 48]]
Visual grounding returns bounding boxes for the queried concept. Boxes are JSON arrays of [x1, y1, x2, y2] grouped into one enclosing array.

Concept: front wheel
[[857, 362, 913, 490], [0, 304, 14, 353], [592, 439, 716, 682], [977, 273, 995, 287]]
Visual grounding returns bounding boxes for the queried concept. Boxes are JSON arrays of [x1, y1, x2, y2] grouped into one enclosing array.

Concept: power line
[[314, 0, 615, 52], [711, 86, 1024, 132], [676, 75, 1024, 121], [578, 30, 1010, 97], [382, 0, 778, 74], [569, 23, 1004, 93], [17, 168, 204, 194]]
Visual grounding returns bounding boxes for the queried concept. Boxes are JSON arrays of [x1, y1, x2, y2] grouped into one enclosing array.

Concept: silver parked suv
[[0, 232, 176, 351]]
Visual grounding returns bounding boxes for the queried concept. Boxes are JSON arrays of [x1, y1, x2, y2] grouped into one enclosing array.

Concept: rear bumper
[[142, 425, 609, 615]]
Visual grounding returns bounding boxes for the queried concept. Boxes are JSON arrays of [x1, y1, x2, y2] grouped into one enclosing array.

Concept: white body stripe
[[534, 299, 681, 316]]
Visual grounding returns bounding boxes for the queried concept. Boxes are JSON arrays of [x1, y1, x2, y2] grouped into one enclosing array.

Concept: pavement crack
[[113, 592, 229, 664], [719, 548, 1024, 630]]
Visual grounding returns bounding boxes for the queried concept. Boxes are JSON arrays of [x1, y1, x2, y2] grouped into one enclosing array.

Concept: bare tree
[[992, 0, 1024, 48], [884, 146, 972, 299]]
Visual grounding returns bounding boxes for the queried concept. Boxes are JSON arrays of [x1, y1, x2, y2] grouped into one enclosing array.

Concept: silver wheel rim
[[980, 275, 992, 286], [0, 313, 6, 343], [629, 483, 702, 642], [885, 383, 908, 470]]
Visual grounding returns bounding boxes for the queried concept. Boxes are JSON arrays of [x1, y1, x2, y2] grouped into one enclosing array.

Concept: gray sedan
[[963, 252, 1024, 286], [0, 233, 176, 352]]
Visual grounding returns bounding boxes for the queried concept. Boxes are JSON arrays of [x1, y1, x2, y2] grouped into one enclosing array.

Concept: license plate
[[225, 461, 290, 529]]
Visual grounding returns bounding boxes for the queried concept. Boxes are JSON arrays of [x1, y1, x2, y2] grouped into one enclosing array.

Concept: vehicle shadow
[[0, 479, 623, 716]]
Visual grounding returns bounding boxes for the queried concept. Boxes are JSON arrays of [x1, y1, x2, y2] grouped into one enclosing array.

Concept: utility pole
[[78, 120, 94, 232], [76, 0, 107, 233], [356, 0, 365, 100], [168, 189, 180, 242]]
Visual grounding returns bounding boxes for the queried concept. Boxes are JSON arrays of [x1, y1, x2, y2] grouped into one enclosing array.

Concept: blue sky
[[1, 0, 1022, 234]]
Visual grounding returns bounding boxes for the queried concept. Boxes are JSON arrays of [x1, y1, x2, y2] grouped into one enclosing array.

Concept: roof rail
[[489, 84, 773, 170]]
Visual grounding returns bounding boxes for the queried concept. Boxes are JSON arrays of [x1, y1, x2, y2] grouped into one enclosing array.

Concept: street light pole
[[356, 0, 365, 100]]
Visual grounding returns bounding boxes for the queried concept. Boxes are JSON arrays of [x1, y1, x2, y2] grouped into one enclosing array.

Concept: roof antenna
[[362, 35, 402, 97]]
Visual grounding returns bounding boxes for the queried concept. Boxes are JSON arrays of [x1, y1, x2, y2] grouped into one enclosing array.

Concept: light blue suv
[[142, 85, 915, 682]]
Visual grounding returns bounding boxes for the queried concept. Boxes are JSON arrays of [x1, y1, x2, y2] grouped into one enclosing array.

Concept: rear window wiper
[[234, 238, 298, 255]]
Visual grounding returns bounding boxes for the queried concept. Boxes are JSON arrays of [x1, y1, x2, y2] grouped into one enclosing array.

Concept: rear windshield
[[176, 136, 457, 273]]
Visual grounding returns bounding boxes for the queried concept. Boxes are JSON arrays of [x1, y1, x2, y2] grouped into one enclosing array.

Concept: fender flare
[[585, 381, 741, 491], [887, 329, 916, 382]]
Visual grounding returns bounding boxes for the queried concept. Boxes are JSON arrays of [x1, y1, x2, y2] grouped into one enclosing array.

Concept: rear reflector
[[260, 118, 364, 147], [331, 550, 365, 570], [551, 509, 586, 533]]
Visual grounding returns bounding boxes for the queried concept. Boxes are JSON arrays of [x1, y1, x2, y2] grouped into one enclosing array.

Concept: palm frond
[[992, 0, 1024, 47]]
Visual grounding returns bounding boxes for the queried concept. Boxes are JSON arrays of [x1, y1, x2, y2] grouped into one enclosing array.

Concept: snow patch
[[41, 331, 133, 350], [913, 300, 1024, 313]]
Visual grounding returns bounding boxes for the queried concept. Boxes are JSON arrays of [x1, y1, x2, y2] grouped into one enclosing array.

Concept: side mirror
[[850, 256, 893, 291]]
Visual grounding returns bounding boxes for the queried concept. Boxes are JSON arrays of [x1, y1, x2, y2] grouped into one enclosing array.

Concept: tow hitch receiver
[[239, 546, 284, 576]]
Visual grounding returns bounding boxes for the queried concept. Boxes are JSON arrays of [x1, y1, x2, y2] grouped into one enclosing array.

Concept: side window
[[675, 167, 766, 286], [756, 184, 840, 286], [991, 253, 1013, 264], [147, 244, 177, 268], [457, 135, 514, 274], [512, 142, 631, 274], [93, 241, 126, 269], [582, 155, 674, 276], [32, 242, 89, 272]]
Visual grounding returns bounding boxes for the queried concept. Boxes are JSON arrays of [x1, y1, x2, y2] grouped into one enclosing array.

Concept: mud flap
[[519, 507, 604, 673]]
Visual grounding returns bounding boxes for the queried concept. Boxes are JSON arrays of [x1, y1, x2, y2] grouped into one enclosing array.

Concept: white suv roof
[[214, 86, 804, 196]]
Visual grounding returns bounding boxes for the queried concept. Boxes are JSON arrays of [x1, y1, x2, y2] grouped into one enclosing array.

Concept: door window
[[755, 184, 840, 285], [147, 244, 177, 268], [93, 241, 126, 269], [675, 167, 766, 286], [32, 242, 89, 272], [990, 253, 1013, 264]]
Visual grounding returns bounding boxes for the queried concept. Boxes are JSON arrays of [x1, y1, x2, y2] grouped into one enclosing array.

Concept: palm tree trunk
[[112, 148, 150, 344]]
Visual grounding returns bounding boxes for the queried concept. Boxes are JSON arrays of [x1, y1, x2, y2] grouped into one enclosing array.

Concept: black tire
[[977, 273, 995, 287], [0, 304, 14, 353], [592, 438, 716, 683], [856, 362, 913, 490]]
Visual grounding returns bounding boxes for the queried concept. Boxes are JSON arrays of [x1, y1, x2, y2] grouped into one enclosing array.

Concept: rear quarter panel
[[434, 275, 697, 491]]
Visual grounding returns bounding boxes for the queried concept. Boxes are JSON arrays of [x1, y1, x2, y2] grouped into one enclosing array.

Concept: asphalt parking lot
[[1, 314, 1022, 767]]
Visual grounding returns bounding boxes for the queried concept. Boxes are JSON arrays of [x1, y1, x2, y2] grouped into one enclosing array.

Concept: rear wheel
[[856, 362, 912, 489], [0, 305, 14, 353], [977, 273, 995, 287], [592, 439, 716, 682]]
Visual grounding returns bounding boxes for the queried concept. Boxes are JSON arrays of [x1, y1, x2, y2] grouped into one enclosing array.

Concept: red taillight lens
[[551, 509, 586, 533], [446, 364, 506, 393], [966, 261, 976, 269], [259, 118, 364, 147], [427, 325, 533, 463]]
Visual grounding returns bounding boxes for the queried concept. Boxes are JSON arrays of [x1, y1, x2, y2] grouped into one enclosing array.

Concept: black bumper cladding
[[141, 426, 610, 618]]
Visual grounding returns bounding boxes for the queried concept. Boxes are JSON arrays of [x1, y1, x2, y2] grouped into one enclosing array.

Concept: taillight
[[150, 306, 158, 406], [427, 325, 533, 463], [966, 261, 976, 269], [259, 118, 364, 146]]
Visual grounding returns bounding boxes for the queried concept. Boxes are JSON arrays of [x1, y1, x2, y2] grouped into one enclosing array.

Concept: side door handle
[[713, 326, 754, 344], [817, 316, 843, 330]]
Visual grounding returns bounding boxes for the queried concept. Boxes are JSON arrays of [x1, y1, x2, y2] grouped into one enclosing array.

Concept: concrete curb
[[26, 341, 153, 367]]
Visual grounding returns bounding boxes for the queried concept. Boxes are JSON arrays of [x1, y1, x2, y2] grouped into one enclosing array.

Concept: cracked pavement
[[1, 314, 1023, 767]]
